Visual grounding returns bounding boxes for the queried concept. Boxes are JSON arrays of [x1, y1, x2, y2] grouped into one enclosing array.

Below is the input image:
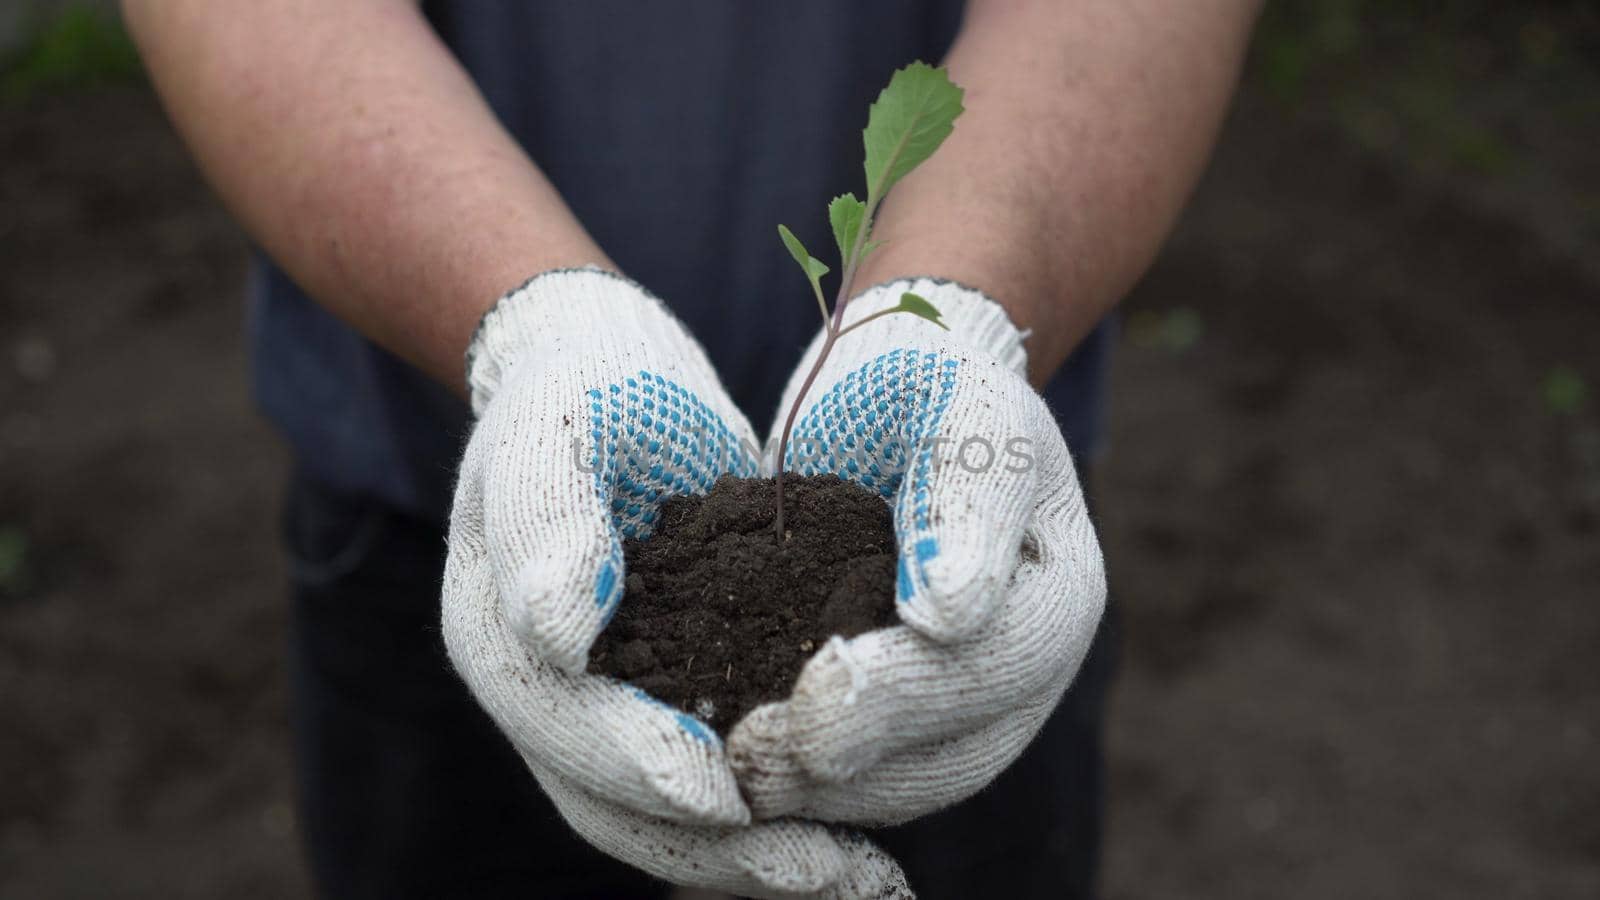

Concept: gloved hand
[[442, 268, 910, 898], [730, 277, 1107, 826]]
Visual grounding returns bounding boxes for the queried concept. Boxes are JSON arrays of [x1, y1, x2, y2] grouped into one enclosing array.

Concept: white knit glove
[[730, 278, 1107, 825], [442, 268, 910, 897]]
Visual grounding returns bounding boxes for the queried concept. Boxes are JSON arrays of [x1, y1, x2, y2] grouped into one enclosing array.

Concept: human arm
[[120, 0, 608, 391], [855, 0, 1263, 385]]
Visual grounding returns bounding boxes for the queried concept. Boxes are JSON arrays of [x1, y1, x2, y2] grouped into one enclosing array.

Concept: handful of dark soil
[[589, 473, 898, 735]]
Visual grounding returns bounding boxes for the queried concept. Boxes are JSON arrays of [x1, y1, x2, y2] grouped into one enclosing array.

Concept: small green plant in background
[[1541, 366, 1588, 416], [0, 525, 32, 600], [1128, 307, 1206, 353], [771, 61, 964, 537], [1, 3, 141, 102], [1249, 0, 1535, 178]]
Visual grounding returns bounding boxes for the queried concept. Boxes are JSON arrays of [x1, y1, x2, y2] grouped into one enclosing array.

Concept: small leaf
[[777, 223, 810, 271], [777, 224, 830, 281], [862, 62, 965, 205], [778, 224, 832, 321], [892, 291, 947, 329], [828, 193, 866, 263]]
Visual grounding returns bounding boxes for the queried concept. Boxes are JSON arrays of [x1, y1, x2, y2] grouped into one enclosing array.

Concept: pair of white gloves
[[442, 268, 1106, 898]]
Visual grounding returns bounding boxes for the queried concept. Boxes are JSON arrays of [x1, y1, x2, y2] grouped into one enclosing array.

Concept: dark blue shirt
[[251, 1, 1109, 520]]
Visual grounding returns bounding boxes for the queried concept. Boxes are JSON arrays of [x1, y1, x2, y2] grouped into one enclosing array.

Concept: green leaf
[[862, 62, 964, 206], [778, 224, 831, 321], [777, 224, 830, 281], [828, 193, 866, 263], [891, 291, 947, 329]]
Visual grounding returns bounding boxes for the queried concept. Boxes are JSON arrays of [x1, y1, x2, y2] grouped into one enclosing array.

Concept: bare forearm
[[122, 0, 610, 391], [856, 0, 1262, 386]]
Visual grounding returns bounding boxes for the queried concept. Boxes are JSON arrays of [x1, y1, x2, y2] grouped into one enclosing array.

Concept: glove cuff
[[466, 266, 685, 416], [842, 277, 1029, 376]]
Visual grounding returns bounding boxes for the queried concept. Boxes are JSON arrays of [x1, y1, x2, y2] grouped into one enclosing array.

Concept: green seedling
[[772, 61, 965, 537]]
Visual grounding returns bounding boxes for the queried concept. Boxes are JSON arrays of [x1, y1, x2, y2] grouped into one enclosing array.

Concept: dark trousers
[[285, 474, 1117, 899]]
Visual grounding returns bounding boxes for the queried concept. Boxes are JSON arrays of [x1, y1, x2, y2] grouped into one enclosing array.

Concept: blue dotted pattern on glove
[[585, 371, 757, 624], [630, 687, 717, 745], [785, 349, 961, 603]]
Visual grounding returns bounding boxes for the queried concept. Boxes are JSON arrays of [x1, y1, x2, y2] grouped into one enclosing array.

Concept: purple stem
[[774, 193, 880, 539]]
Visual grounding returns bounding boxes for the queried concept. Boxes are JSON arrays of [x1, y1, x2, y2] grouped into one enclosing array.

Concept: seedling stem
[[772, 62, 964, 538]]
